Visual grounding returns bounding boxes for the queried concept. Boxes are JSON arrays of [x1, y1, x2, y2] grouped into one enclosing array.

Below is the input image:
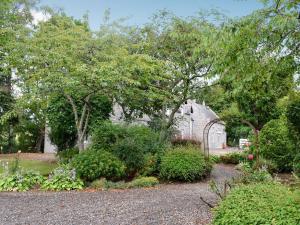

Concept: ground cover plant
[[90, 176, 159, 190], [42, 165, 84, 191], [0, 170, 45, 191], [159, 146, 212, 182], [213, 183, 300, 225]]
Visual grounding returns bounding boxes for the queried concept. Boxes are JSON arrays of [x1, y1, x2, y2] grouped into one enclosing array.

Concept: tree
[[0, 0, 35, 152], [131, 12, 220, 139], [214, 2, 299, 151], [24, 14, 166, 151], [46, 93, 111, 151]]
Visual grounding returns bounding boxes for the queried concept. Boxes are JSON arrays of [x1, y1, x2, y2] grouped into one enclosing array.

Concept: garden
[[1, 0, 300, 224], [0, 121, 213, 191]]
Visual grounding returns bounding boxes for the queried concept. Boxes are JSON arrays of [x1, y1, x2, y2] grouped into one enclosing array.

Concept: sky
[[38, 0, 264, 30]]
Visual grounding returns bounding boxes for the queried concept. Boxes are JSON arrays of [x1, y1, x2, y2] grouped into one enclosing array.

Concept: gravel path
[[0, 164, 238, 225]]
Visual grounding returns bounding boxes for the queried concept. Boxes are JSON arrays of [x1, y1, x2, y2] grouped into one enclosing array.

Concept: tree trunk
[[35, 128, 45, 152], [65, 94, 91, 152], [241, 119, 260, 160], [77, 135, 85, 152]]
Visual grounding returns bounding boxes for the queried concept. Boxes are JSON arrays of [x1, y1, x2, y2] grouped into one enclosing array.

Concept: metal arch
[[203, 118, 225, 159]]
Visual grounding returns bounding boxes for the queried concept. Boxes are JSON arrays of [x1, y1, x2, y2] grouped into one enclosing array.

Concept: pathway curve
[[0, 164, 238, 225]]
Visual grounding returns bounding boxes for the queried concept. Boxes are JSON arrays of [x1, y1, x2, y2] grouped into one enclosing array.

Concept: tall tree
[[24, 14, 166, 151], [215, 0, 299, 150], [0, 0, 35, 152], [132, 12, 220, 139]]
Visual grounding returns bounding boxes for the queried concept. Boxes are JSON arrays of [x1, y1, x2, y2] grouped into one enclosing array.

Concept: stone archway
[[203, 118, 225, 158]]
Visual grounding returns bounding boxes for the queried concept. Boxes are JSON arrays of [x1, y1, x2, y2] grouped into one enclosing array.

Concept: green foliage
[[0, 171, 45, 192], [171, 138, 202, 148], [71, 149, 126, 182], [139, 153, 159, 177], [293, 154, 300, 178], [209, 155, 221, 164], [235, 163, 273, 185], [286, 94, 300, 133], [213, 183, 300, 225], [252, 157, 278, 174], [259, 117, 297, 171], [219, 152, 246, 164], [57, 147, 79, 164], [92, 122, 164, 175], [127, 176, 159, 188], [42, 165, 84, 191], [90, 177, 159, 190], [159, 146, 211, 182], [47, 94, 112, 150], [46, 95, 77, 151]]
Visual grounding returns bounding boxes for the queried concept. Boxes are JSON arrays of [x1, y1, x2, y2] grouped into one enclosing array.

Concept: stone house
[[44, 99, 226, 153]]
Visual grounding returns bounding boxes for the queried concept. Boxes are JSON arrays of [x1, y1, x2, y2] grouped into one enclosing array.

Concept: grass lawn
[[0, 159, 58, 176]]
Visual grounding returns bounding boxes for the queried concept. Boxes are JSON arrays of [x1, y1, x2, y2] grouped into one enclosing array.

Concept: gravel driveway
[[0, 164, 238, 225]]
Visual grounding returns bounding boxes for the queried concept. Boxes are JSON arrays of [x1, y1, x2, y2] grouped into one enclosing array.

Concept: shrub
[[259, 117, 297, 171], [219, 152, 246, 164], [42, 165, 84, 191], [139, 153, 159, 177], [286, 95, 300, 133], [210, 155, 221, 164], [57, 147, 79, 164], [91, 121, 165, 175], [90, 177, 159, 190], [71, 150, 126, 181], [293, 154, 300, 177], [127, 176, 159, 188], [171, 138, 201, 148], [213, 183, 300, 225], [159, 146, 211, 182], [252, 158, 278, 174], [0, 171, 45, 192]]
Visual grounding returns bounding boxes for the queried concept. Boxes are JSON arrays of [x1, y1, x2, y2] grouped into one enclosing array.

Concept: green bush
[[0, 171, 45, 192], [210, 155, 221, 164], [139, 153, 159, 176], [42, 165, 84, 191], [286, 95, 300, 133], [127, 176, 159, 188], [219, 152, 246, 164], [159, 147, 211, 182], [293, 154, 300, 177], [57, 147, 79, 164], [252, 158, 278, 174], [236, 166, 273, 185], [71, 150, 126, 181], [171, 138, 201, 148], [259, 117, 297, 171], [91, 121, 165, 175], [90, 177, 159, 190], [213, 183, 300, 225]]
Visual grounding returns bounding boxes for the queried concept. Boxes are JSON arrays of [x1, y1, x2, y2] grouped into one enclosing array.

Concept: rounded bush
[[91, 121, 164, 175], [71, 150, 126, 181], [159, 147, 211, 182], [213, 183, 300, 225], [219, 152, 246, 164], [259, 118, 297, 171]]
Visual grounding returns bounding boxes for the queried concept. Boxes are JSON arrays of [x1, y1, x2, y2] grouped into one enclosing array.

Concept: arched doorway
[[203, 118, 225, 158]]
